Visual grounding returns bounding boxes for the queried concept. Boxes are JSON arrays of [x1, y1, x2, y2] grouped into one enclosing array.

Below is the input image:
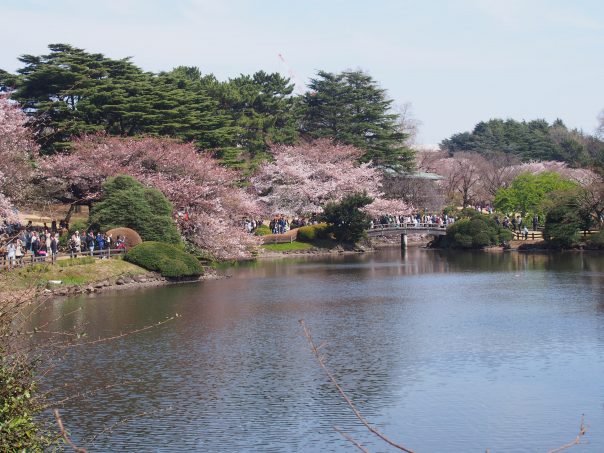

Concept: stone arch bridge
[[367, 223, 447, 247]]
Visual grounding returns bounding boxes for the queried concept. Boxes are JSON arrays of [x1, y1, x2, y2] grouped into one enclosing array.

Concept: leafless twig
[[547, 415, 587, 453], [299, 319, 415, 453], [334, 425, 370, 453], [53, 409, 88, 453]]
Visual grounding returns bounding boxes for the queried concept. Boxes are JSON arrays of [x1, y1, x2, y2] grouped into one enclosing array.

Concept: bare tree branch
[[547, 415, 587, 453], [299, 319, 416, 453], [334, 425, 370, 453], [54, 409, 88, 453]]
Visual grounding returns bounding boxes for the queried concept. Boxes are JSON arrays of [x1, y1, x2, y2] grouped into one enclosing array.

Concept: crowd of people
[[66, 230, 126, 257], [371, 213, 456, 228], [0, 219, 128, 269]]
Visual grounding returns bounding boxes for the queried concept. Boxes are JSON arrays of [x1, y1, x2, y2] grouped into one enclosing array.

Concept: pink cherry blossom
[[40, 134, 261, 260], [252, 140, 412, 216]]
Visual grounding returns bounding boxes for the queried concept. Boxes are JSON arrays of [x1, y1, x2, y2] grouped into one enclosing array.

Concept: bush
[[321, 193, 373, 243], [586, 230, 604, 250], [68, 219, 88, 235], [254, 225, 271, 236], [432, 213, 510, 249], [90, 175, 180, 244], [297, 223, 330, 242], [543, 202, 581, 249], [124, 242, 203, 278]]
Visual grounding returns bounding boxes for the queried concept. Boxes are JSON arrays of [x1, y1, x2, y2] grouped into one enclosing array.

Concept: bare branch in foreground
[[547, 415, 587, 453], [299, 319, 416, 453], [334, 425, 370, 453], [53, 409, 88, 453]]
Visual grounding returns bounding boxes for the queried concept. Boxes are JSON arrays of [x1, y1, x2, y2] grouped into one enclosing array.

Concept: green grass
[[261, 241, 314, 251], [3, 258, 147, 290]]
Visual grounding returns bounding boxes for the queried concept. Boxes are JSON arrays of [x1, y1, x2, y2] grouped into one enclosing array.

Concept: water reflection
[[30, 248, 604, 452]]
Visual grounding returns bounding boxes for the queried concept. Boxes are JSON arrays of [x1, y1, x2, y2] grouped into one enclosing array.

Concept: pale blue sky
[[1, 0, 602, 144]]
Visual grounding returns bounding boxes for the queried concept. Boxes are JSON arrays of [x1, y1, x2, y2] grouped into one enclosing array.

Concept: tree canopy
[[322, 192, 374, 243], [494, 171, 578, 217], [440, 118, 604, 168], [299, 70, 414, 170]]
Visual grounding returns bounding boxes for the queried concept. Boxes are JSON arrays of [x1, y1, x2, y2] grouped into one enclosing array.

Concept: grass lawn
[[261, 241, 314, 252], [3, 257, 146, 290]]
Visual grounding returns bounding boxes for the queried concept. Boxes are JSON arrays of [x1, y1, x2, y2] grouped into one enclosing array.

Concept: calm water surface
[[34, 248, 604, 452]]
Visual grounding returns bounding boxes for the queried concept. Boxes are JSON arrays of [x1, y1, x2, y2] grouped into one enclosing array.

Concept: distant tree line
[[440, 118, 604, 169], [0, 43, 415, 172]]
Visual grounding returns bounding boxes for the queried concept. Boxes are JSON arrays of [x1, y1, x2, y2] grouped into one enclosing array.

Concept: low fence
[[261, 229, 299, 244], [0, 247, 126, 272], [511, 230, 597, 241]]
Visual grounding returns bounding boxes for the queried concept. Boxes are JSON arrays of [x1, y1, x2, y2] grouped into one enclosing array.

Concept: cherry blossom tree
[[0, 193, 16, 222], [423, 152, 486, 207], [510, 161, 599, 186], [251, 140, 411, 216], [0, 94, 38, 205], [39, 134, 261, 259]]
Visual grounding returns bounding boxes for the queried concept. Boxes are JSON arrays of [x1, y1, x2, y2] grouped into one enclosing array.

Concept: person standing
[[15, 239, 23, 265], [96, 232, 105, 258], [50, 233, 59, 263], [532, 215, 538, 231], [87, 232, 95, 256], [6, 241, 16, 269]]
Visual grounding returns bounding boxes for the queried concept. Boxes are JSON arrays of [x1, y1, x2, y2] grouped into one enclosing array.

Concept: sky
[[0, 0, 602, 145]]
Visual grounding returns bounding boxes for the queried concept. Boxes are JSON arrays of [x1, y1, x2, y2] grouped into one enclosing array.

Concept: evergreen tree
[[441, 118, 603, 167], [89, 175, 181, 244], [321, 192, 373, 243], [3, 44, 236, 154], [300, 70, 414, 171]]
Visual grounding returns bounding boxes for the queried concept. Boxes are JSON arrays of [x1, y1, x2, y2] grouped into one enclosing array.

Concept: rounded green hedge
[[432, 211, 512, 249], [124, 242, 203, 278], [254, 225, 271, 236], [297, 223, 330, 242]]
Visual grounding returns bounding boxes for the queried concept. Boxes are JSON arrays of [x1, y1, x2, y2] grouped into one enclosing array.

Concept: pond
[[34, 248, 604, 452]]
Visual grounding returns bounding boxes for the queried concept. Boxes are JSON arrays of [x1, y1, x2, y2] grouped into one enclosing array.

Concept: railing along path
[[0, 247, 126, 272]]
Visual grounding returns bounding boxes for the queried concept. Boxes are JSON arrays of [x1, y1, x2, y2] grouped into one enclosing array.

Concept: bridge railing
[[369, 222, 447, 231]]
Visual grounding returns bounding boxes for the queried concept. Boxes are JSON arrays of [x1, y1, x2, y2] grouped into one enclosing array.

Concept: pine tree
[[300, 70, 414, 171]]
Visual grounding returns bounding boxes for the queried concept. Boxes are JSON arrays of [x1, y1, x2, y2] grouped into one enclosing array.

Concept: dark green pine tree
[[440, 117, 603, 168], [3, 45, 238, 154], [300, 70, 414, 171], [200, 70, 299, 170], [9, 43, 111, 152]]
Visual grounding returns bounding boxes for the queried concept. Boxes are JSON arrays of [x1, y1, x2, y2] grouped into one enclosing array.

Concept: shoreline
[[44, 267, 221, 299]]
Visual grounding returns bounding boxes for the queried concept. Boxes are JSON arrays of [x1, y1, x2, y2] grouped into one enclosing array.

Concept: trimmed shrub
[[254, 225, 271, 236], [90, 175, 180, 244], [124, 242, 203, 278], [432, 212, 511, 249], [297, 223, 330, 242], [106, 227, 143, 249]]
